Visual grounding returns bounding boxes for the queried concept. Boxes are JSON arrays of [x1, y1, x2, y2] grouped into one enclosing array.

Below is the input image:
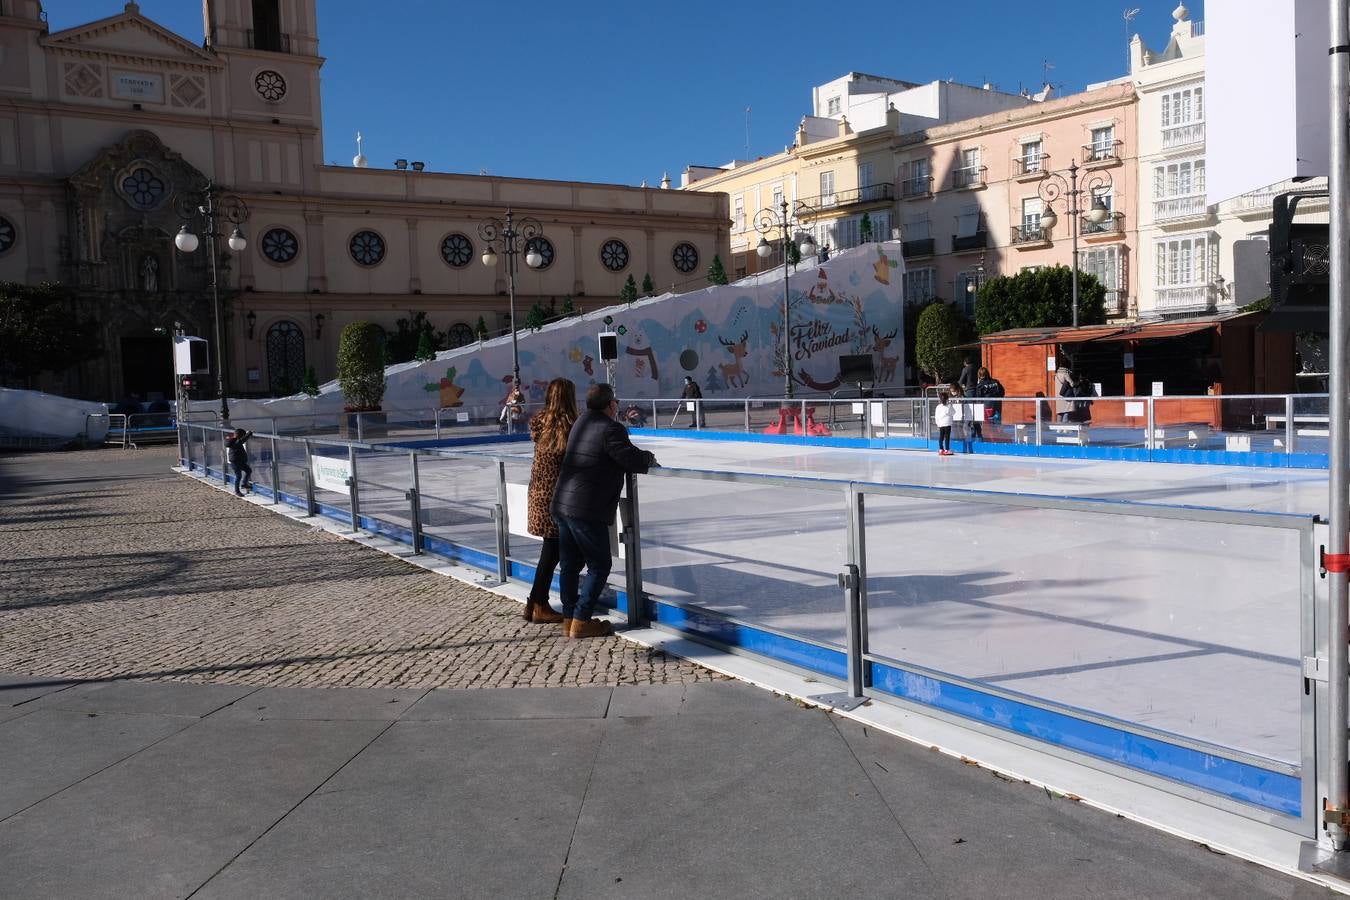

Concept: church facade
[[0, 1, 728, 401]]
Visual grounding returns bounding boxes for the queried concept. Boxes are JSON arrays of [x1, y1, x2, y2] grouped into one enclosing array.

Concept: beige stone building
[[0, 1, 728, 401]]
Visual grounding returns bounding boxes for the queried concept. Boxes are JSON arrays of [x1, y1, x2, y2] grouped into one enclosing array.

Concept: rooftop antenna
[[745, 106, 751, 159], [1124, 7, 1141, 74], [1042, 59, 1055, 86]]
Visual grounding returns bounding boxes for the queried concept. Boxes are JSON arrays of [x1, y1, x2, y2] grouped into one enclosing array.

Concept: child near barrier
[[225, 428, 253, 495], [934, 392, 954, 456]]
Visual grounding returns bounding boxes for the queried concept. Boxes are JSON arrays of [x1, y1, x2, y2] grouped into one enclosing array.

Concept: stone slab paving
[[0, 446, 718, 689]]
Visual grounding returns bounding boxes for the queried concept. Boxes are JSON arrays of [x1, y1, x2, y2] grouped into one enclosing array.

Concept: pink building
[[895, 82, 1139, 320]]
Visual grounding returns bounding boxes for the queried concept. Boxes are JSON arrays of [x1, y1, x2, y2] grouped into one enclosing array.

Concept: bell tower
[[202, 0, 319, 57]]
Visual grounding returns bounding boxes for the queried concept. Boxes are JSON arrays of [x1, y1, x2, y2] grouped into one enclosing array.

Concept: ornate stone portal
[[61, 131, 229, 398]]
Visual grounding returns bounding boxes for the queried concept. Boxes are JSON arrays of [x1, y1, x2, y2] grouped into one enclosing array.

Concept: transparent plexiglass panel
[[861, 492, 1302, 764]]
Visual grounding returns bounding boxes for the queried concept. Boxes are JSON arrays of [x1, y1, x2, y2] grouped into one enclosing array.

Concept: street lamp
[[478, 209, 545, 391], [1036, 160, 1113, 328], [753, 199, 817, 397], [174, 183, 249, 421]]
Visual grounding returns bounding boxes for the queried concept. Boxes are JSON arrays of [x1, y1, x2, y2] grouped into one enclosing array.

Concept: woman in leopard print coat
[[524, 378, 578, 624]]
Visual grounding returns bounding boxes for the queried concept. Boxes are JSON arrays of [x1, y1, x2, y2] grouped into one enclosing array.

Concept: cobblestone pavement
[[0, 446, 720, 688]]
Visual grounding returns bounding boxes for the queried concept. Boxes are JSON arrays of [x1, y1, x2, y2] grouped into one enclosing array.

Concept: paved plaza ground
[[0, 446, 1340, 898]]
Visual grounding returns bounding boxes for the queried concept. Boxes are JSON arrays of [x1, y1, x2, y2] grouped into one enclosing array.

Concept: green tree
[[0, 282, 102, 385], [619, 274, 638, 303], [523, 301, 548, 330], [787, 240, 802, 266], [974, 265, 1107, 335], [414, 328, 437, 362], [475, 315, 489, 339], [641, 273, 655, 297], [302, 365, 320, 397], [384, 311, 445, 364], [560, 295, 576, 316], [915, 302, 968, 384], [707, 254, 729, 285], [860, 212, 873, 243], [337, 321, 386, 410]]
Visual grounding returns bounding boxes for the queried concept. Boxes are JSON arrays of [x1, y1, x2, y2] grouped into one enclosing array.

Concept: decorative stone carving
[[169, 74, 206, 110], [63, 62, 104, 98]]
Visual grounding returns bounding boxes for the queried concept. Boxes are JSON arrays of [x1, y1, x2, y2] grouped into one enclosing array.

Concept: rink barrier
[[176, 422, 1323, 838]]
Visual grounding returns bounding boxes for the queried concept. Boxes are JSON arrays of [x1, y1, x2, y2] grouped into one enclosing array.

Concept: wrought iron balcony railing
[[951, 165, 987, 190], [901, 176, 933, 198], [799, 183, 895, 210], [1012, 156, 1048, 178], [1083, 140, 1123, 164], [901, 237, 935, 257], [1010, 224, 1048, 245], [1082, 211, 1125, 236], [951, 230, 988, 252], [247, 29, 292, 53]]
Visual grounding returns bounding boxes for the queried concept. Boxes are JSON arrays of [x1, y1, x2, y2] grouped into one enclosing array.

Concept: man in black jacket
[[551, 383, 658, 638]]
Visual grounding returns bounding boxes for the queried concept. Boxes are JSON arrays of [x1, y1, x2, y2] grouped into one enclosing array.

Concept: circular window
[[121, 167, 165, 209], [349, 230, 385, 267], [526, 237, 555, 270], [446, 322, 475, 348], [600, 239, 629, 272], [254, 70, 287, 102], [440, 233, 473, 268], [672, 242, 699, 274], [0, 216, 16, 254], [260, 227, 299, 264]]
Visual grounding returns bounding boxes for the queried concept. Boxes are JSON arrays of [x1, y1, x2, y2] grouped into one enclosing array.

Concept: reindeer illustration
[[718, 331, 751, 389], [871, 325, 900, 382]]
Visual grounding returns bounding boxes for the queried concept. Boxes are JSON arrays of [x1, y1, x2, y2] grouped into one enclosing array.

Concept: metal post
[[434, 407, 442, 441], [743, 399, 751, 434], [1034, 396, 1043, 447], [1287, 393, 1297, 455], [622, 472, 647, 628], [303, 440, 316, 516], [493, 460, 510, 583], [200, 427, 208, 475], [269, 435, 280, 504], [1323, 0, 1350, 850], [800, 399, 808, 437], [783, 229, 794, 399], [1146, 396, 1156, 452], [220, 430, 229, 484], [407, 451, 424, 554], [356, 412, 364, 443], [1069, 161, 1080, 330], [347, 444, 360, 533], [847, 485, 867, 695]]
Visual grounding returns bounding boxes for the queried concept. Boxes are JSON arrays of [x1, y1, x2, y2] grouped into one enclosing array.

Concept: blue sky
[[55, 1, 1203, 185]]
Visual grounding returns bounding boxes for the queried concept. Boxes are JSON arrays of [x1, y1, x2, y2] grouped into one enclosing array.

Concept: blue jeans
[[555, 514, 612, 622], [231, 462, 252, 491]]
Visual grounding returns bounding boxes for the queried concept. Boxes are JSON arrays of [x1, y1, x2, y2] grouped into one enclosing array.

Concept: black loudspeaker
[[189, 340, 209, 373], [598, 332, 618, 361], [1266, 191, 1330, 332], [838, 353, 875, 384]]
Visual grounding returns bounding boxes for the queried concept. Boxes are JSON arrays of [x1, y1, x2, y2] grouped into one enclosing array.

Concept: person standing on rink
[[934, 391, 954, 456]]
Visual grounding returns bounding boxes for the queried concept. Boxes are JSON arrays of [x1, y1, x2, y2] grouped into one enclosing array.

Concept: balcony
[[246, 29, 292, 52], [951, 165, 986, 190], [1012, 156, 1048, 180], [901, 176, 932, 199], [1162, 122, 1205, 149], [901, 237, 935, 258], [952, 230, 988, 253], [1083, 140, 1123, 166], [799, 183, 894, 210], [1229, 180, 1329, 219], [1082, 211, 1125, 238], [1155, 285, 1210, 311], [1153, 194, 1210, 225], [1010, 224, 1049, 247], [1104, 290, 1131, 317]]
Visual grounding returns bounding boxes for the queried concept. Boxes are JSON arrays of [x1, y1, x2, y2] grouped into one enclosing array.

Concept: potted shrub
[[338, 321, 387, 438]]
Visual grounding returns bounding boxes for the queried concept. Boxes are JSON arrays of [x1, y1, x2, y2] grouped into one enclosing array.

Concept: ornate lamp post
[[479, 210, 545, 391], [1036, 161, 1113, 328], [174, 183, 249, 421], [753, 199, 817, 397]]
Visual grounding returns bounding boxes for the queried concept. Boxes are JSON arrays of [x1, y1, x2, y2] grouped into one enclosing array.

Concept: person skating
[[672, 375, 705, 428], [934, 391, 954, 456], [522, 378, 577, 625], [225, 428, 253, 496], [550, 383, 658, 638], [972, 366, 1005, 438]]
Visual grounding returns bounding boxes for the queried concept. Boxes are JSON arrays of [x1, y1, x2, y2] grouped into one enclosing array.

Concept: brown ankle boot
[[530, 602, 564, 624], [569, 618, 614, 639], [522, 601, 535, 621], [561, 618, 574, 637]]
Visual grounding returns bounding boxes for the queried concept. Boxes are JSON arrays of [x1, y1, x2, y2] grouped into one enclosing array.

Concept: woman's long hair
[[532, 378, 578, 454]]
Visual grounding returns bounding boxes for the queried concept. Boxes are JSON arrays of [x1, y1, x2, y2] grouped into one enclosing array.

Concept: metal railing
[[951, 165, 987, 190], [1012, 155, 1047, 178], [799, 183, 895, 209], [175, 414, 1328, 839], [951, 229, 988, 252], [901, 236, 934, 257], [246, 28, 291, 52], [1083, 140, 1123, 164], [1154, 284, 1211, 310], [1082, 211, 1125, 235], [1153, 194, 1209, 223], [901, 176, 932, 198], [86, 412, 181, 450], [1010, 223, 1047, 245]]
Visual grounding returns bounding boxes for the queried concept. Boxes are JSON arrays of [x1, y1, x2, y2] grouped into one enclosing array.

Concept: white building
[[1131, 3, 1326, 318], [810, 71, 1044, 134]]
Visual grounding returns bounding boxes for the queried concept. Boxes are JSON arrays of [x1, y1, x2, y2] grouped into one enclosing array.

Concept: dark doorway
[[121, 336, 174, 402]]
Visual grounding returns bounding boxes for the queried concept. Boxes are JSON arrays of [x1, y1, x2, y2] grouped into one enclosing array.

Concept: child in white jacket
[[934, 391, 954, 456]]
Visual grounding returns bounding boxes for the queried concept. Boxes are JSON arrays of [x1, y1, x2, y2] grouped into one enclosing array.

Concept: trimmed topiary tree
[[915, 302, 967, 384], [337, 321, 386, 411], [414, 328, 437, 362], [641, 273, 655, 297], [974, 265, 1107, 335], [302, 365, 320, 397], [561, 294, 576, 316], [860, 212, 873, 243], [707, 254, 729, 285]]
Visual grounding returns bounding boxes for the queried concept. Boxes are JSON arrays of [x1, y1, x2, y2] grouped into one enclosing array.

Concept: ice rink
[[290, 436, 1323, 771]]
